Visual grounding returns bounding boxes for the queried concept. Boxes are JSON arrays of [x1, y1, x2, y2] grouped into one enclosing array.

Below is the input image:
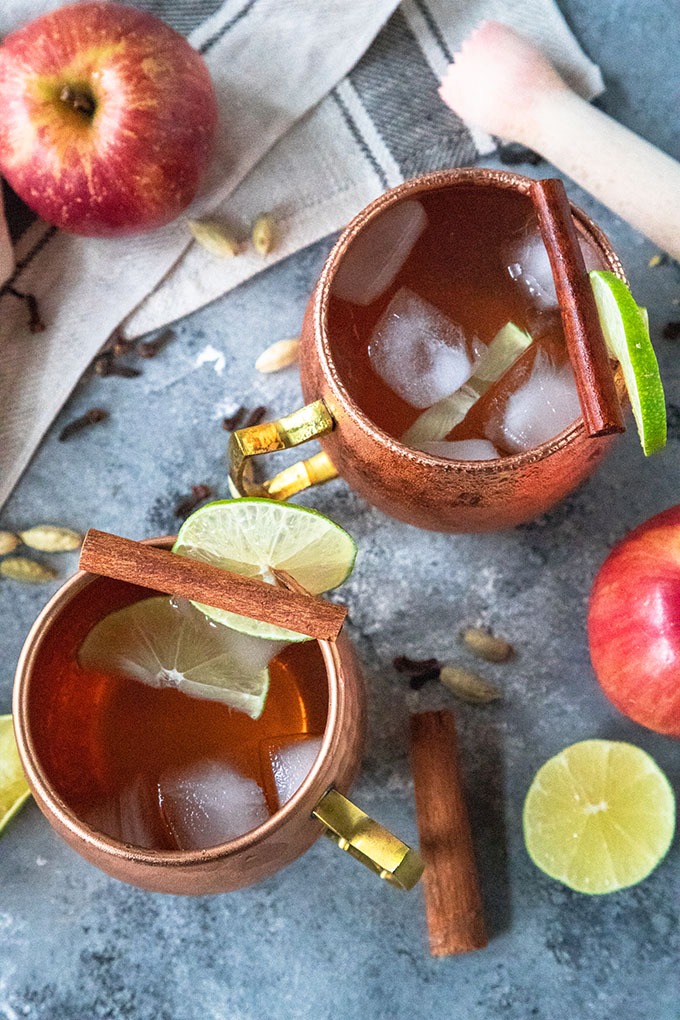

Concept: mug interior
[[319, 169, 623, 465], [14, 560, 337, 866]]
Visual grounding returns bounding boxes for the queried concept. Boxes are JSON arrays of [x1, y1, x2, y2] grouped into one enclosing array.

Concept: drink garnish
[[530, 178, 625, 436], [78, 597, 284, 720], [402, 321, 532, 449], [0, 715, 31, 836], [590, 270, 666, 455], [173, 498, 357, 641], [523, 739, 675, 894]]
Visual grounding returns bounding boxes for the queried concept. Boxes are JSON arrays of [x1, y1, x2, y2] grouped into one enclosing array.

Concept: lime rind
[[589, 270, 666, 456], [173, 498, 357, 641], [523, 739, 675, 895], [0, 714, 31, 835]]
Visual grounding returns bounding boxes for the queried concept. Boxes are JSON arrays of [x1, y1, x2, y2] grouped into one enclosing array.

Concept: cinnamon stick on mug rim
[[410, 709, 488, 956], [79, 529, 347, 642], [529, 177, 625, 437]]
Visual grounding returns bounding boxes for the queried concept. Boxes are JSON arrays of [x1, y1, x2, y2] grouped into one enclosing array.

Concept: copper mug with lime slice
[[229, 168, 628, 532], [13, 523, 423, 895]]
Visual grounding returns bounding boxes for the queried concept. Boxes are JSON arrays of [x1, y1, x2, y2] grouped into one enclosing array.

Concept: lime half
[[590, 270, 666, 455], [79, 597, 285, 720], [523, 739, 675, 894], [0, 715, 31, 835], [173, 498, 357, 641]]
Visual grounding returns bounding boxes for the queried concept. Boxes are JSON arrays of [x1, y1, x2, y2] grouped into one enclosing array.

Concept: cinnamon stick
[[530, 177, 624, 437], [79, 529, 347, 641], [409, 710, 487, 956]]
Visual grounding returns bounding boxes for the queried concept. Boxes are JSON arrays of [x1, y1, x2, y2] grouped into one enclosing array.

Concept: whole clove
[[174, 484, 214, 518], [409, 667, 442, 691], [58, 407, 109, 441], [662, 321, 680, 341], [94, 353, 141, 378], [221, 406, 247, 432], [393, 655, 441, 676], [137, 328, 175, 359], [241, 405, 267, 428], [111, 334, 136, 358]]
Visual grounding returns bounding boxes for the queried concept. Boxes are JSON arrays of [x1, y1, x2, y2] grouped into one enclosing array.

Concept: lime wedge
[[0, 714, 31, 835], [172, 498, 357, 641], [79, 597, 285, 720], [590, 270, 666, 455], [523, 739, 675, 894], [403, 321, 532, 449]]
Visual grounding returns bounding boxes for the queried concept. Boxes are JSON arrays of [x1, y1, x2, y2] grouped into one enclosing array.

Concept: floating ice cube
[[158, 761, 269, 850], [487, 350, 581, 452], [417, 439, 500, 461], [506, 231, 597, 310], [264, 736, 324, 809], [369, 288, 475, 408], [86, 775, 165, 849], [331, 200, 428, 306]]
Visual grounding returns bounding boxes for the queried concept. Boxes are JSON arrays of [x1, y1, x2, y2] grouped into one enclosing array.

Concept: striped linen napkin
[[0, 0, 603, 509]]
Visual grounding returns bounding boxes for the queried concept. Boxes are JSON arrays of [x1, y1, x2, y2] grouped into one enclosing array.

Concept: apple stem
[[59, 85, 96, 119]]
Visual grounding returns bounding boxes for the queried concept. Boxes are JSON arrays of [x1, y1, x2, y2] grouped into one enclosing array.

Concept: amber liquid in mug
[[27, 578, 329, 851], [328, 185, 605, 457]]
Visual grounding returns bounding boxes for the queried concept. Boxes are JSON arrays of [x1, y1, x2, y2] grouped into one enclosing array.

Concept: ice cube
[[263, 735, 324, 809], [331, 200, 428, 306], [158, 761, 269, 850], [85, 775, 167, 850], [417, 439, 500, 461], [369, 288, 475, 408], [506, 231, 597, 310], [487, 350, 581, 452]]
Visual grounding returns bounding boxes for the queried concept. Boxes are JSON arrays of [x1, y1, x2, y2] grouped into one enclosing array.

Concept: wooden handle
[[527, 90, 680, 262], [409, 710, 487, 955], [79, 529, 347, 642], [530, 177, 624, 438]]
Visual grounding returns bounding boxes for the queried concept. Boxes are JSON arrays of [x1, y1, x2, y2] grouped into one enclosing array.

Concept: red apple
[[588, 504, 680, 737], [0, 2, 217, 235]]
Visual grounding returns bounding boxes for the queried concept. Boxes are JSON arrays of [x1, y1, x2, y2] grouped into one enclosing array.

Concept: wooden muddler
[[410, 710, 487, 956], [79, 529, 347, 642], [530, 177, 624, 438]]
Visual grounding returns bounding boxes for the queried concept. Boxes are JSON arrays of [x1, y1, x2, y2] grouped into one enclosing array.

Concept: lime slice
[[523, 739, 675, 894], [79, 597, 286, 720], [173, 498, 357, 641], [0, 715, 31, 835], [590, 270, 666, 455]]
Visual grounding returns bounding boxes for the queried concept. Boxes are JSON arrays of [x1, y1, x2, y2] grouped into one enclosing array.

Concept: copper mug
[[13, 539, 423, 895], [229, 168, 626, 532]]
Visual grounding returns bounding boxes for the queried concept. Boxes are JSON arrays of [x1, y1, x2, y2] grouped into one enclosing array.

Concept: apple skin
[[588, 504, 680, 738], [0, 2, 217, 236]]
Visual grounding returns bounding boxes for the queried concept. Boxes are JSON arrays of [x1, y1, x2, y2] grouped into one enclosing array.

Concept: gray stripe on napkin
[[348, 10, 478, 179]]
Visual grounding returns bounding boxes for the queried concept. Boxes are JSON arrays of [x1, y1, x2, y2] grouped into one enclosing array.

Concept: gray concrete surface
[[1, 1, 679, 1017]]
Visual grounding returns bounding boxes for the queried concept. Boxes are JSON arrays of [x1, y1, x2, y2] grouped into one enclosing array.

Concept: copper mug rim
[[12, 536, 343, 869], [311, 166, 627, 472]]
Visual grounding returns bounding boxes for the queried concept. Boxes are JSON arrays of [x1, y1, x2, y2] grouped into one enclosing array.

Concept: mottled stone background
[[1, 0, 679, 1017]]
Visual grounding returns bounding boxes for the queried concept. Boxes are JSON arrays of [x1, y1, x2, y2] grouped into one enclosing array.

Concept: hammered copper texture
[[13, 541, 367, 895], [299, 168, 627, 532]]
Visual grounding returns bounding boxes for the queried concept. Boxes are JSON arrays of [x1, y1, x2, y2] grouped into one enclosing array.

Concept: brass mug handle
[[313, 788, 424, 891], [228, 400, 339, 500]]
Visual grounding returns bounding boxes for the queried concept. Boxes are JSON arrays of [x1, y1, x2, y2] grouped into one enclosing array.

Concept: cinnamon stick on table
[[79, 529, 347, 642], [530, 177, 624, 438], [410, 709, 487, 956]]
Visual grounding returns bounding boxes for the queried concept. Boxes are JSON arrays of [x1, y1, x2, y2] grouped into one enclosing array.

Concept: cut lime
[[523, 739, 675, 894], [0, 714, 31, 835], [79, 597, 286, 720], [173, 498, 357, 641], [402, 321, 532, 449], [590, 270, 666, 455]]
